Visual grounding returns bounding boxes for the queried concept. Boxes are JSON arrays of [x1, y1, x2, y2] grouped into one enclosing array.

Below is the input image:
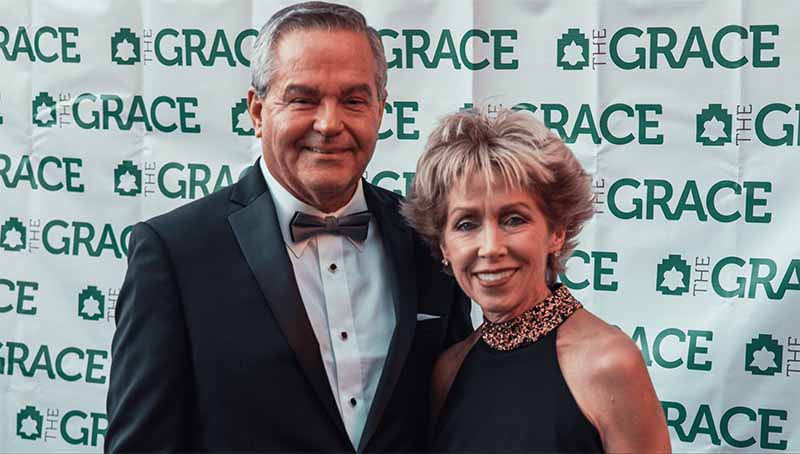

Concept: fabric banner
[[0, 1, 798, 451]]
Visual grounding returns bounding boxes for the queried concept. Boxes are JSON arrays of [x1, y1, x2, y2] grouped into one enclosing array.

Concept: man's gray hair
[[250, 1, 388, 99]]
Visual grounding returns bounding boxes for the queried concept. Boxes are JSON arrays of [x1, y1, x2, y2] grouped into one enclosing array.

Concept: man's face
[[248, 28, 384, 212]]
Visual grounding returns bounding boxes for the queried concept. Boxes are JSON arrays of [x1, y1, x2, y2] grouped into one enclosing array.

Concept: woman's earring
[[441, 257, 449, 267]]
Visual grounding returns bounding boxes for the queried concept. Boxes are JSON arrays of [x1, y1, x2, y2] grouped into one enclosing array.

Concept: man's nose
[[313, 99, 344, 136], [477, 224, 507, 259]]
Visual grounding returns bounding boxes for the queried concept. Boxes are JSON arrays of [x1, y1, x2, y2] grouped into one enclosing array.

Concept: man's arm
[[105, 222, 192, 452], [444, 283, 473, 348]]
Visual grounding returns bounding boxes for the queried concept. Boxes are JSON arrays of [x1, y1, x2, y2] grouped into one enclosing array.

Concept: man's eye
[[344, 98, 368, 106], [289, 98, 314, 105]]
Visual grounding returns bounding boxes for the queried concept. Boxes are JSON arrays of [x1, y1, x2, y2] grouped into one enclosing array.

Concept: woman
[[402, 108, 670, 452]]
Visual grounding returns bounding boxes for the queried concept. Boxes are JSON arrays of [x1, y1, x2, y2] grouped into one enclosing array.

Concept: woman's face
[[440, 175, 565, 323]]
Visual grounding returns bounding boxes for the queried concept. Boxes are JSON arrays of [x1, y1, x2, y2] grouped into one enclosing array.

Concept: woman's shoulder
[[558, 308, 643, 379], [557, 308, 669, 450]]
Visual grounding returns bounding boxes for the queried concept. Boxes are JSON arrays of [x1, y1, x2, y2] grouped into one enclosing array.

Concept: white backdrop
[[1, 1, 799, 452]]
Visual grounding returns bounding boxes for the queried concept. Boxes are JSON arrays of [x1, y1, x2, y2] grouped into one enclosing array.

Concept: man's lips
[[301, 146, 353, 154]]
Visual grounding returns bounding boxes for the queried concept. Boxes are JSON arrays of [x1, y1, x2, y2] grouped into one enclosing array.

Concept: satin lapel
[[358, 184, 418, 452], [227, 168, 350, 447]]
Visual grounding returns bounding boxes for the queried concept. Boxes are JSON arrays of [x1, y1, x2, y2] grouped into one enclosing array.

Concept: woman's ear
[[439, 242, 449, 263], [549, 227, 566, 254]]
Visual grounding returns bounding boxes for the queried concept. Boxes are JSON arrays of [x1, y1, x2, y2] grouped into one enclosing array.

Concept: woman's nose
[[477, 224, 507, 259]]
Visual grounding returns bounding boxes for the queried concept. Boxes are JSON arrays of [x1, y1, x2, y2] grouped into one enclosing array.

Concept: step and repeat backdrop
[[1, 0, 799, 452]]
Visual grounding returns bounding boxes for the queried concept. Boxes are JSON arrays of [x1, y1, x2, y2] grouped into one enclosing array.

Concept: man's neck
[[298, 187, 358, 214]]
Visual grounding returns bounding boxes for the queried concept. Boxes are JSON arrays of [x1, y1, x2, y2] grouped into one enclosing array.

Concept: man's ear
[[247, 87, 263, 138], [376, 89, 387, 126]]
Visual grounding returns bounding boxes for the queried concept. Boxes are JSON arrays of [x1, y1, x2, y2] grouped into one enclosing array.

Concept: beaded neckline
[[480, 285, 582, 351]]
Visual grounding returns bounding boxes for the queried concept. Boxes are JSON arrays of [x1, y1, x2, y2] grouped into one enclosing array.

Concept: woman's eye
[[504, 215, 526, 226], [455, 220, 476, 231]]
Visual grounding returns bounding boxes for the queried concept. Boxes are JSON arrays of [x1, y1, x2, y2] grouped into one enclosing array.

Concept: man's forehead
[[282, 83, 374, 97], [274, 27, 372, 59], [268, 28, 379, 96]]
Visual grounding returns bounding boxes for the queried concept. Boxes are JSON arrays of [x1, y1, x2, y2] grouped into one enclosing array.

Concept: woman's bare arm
[[558, 310, 671, 453]]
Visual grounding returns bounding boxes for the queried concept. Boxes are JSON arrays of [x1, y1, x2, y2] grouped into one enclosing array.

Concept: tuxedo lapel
[[359, 183, 418, 452], [227, 166, 351, 447]]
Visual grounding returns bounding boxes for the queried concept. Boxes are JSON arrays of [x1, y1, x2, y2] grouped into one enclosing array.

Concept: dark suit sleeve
[[444, 284, 473, 348], [105, 222, 192, 452]]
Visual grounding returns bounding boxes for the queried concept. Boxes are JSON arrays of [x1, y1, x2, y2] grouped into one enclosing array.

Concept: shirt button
[[329, 263, 337, 272], [340, 331, 348, 340], [349, 398, 357, 407]]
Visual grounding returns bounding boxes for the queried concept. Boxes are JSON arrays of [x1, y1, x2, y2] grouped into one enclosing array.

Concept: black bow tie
[[289, 211, 371, 243]]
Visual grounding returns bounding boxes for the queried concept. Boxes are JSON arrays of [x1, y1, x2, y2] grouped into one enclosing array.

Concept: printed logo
[[696, 104, 733, 146], [0, 217, 27, 252], [562, 25, 780, 71], [380, 28, 518, 70], [652, 254, 800, 301], [606, 179, 771, 223], [113, 160, 142, 196], [459, 101, 663, 146], [662, 400, 789, 450], [78, 286, 105, 321], [557, 28, 589, 70], [0, 26, 81, 63], [745, 334, 783, 376], [109, 160, 247, 200], [32, 92, 57, 127], [16, 405, 43, 441], [11, 403, 108, 446], [656, 255, 691, 296], [231, 98, 254, 136], [110, 28, 141, 65], [37, 91, 201, 133], [0, 217, 132, 258]]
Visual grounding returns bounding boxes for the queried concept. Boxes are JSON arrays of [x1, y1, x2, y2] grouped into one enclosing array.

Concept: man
[[105, 2, 472, 452]]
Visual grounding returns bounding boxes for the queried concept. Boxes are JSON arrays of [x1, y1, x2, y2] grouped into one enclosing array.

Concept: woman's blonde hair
[[401, 108, 594, 284]]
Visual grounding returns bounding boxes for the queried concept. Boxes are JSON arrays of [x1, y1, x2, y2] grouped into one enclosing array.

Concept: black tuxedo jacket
[[105, 163, 472, 452]]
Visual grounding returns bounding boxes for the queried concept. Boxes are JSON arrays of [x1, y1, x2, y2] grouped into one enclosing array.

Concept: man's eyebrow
[[341, 84, 374, 100], [282, 85, 320, 97]]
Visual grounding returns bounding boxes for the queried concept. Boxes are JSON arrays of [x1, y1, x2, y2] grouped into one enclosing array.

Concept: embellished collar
[[480, 285, 582, 351]]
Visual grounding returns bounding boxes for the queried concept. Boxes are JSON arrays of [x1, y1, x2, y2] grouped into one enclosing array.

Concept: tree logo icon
[[745, 334, 783, 376], [696, 104, 732, 146], [557, 28, 589, 70], [114, 160, 143, 196], [231, 98, 254, 136], [32, 92, 57, 127], [111, 28, 141, 65], [78, 285, 106, 321], [0, 217, 27, 252], [16, 405, 43, 440], [656, 255, 691, 296]]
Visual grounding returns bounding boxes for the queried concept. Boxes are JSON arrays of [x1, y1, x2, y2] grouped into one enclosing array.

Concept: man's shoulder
[[364, 180, 403, 209], [142, 183, 241, 245]]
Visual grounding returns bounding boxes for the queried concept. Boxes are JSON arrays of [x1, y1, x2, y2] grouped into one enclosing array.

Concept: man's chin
[[298, 177, 360, 208]]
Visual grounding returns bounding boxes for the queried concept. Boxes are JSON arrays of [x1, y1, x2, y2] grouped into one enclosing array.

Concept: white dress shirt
[[260, 158, 396, 448]]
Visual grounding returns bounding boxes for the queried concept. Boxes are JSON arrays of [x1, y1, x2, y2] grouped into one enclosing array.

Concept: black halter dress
[[431, 285, 603, 452]]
